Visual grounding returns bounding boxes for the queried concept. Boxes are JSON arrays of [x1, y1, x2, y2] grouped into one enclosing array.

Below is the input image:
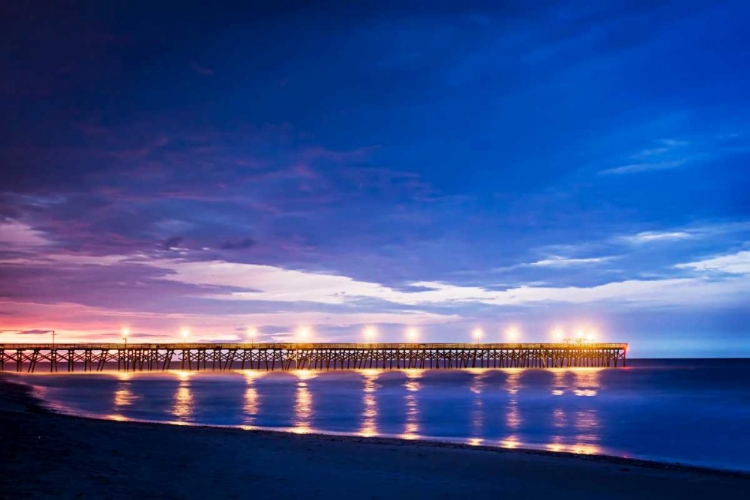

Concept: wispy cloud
[[0, 328, 54, 335], [0, 219, 51, 247], [528, 256, 614, 267], [598, 137, 695, 175], [599, 159, 686, 175], [621, 231, 693, 244], [676, 250, 750, 275], [619, 221, 750, 245], [299, 146, 380, 163]]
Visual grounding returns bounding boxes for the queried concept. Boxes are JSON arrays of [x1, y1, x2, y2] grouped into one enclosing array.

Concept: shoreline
[[3, 374, 749, 499], [13, 371, 750, 477], [27, 382, 750, 479]]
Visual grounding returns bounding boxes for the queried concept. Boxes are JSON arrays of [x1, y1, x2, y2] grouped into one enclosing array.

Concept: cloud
[[0, 219, 51, 247], [0, 253, 128, 267], [659, 139, 690, 147], [299, 146, 380, 163], [597, 135, 700, 175], [220, 237, 255, 250], [146, 258, 749, 309], [622, 231, 692, 244], [617, 222, 750, 246], [676, 251, 750, 275], [599, 160, 687, 175], [163, 236, 184, 250], [0, 328, 53, 335], [528, 256, 613, 267]]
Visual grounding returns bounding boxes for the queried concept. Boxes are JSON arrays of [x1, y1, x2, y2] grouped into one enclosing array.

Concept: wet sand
[[2, 375, 748, 499]]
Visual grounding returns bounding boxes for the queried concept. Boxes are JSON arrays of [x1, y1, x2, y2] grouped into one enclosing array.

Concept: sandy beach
[[2, 375, 748, 500]]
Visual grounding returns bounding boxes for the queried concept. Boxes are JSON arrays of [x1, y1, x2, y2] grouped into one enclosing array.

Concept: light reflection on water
[[113, 372, 138, 411], [171, 371, 193, 422], [293, 371, 315, 433], [469, 369, 485, 439], [242, 371, 263, 425], [402, 369, 421, 439], [24, 360, 750, 472], [573, 369, 601, 450], [360, 370, 379, 437], [505, 370, 521, 431]]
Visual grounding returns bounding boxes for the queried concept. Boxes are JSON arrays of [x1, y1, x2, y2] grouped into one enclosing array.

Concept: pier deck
[[0, 342, 627, 372]]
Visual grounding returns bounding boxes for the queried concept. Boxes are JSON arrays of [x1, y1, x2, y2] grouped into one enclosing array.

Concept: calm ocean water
[[21, 359, 750, 472]]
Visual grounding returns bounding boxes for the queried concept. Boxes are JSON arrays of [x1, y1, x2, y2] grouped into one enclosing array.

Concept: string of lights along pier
[[0, 341, 627, 373]]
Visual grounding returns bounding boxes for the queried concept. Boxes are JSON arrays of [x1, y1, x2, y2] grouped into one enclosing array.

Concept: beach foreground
[[2, 376, 748, 500]]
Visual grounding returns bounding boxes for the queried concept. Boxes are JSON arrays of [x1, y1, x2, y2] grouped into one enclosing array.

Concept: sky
[[1, 1, 749, 357]]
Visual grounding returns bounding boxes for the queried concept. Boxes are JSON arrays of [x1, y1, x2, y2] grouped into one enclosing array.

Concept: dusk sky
[[1, 1, 749, 356]]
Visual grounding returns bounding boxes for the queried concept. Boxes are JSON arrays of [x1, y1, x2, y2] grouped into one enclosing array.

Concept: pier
[[0, 343, 627, 373]]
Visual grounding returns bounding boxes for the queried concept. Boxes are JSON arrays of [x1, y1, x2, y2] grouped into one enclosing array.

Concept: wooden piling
[[0, 342, 628, 373]]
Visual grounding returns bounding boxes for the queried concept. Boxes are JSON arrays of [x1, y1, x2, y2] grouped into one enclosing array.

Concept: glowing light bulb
[[552, 328, 563, 342], [247, 328, 257, 343], [298, 327, 310, 341], [507, 326, 520, 342], [121, 327, 129, 340], [472, 328, 483, 342], [407, 328, 418, 342], [181, 328, 189, 340], [365, 327, 376, 343]]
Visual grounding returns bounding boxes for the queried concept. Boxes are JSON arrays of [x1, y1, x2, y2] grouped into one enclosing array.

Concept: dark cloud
[[0, 329, 53, 335], [220, 237, 255, 250], [163, 236, 183, 250]]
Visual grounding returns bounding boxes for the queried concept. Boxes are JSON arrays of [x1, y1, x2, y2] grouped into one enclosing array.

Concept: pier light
[[552, 328, 563, 342], [365, 327, 376, 343], [121, 327, 129, 346], [247, 327, 257, 343], [181, 328, 189, 342], [506, 326, 520, 342], [298, 327, 311, 342], [575, 328, 584, 342], [472, 328, 483, 343], [407, 328, 419, 342]]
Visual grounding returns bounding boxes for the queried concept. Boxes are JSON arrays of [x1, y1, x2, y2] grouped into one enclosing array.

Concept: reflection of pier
[[0, 342, 628, 373]]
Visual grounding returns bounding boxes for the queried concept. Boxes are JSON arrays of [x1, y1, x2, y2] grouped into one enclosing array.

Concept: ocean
[[20, 359, 750, 472]]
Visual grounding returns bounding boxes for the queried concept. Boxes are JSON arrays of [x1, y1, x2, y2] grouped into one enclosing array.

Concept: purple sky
[[1, 1, 749, 356]]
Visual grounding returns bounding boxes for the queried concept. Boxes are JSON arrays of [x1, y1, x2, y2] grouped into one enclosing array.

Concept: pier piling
[[0, 343, 628, 373]]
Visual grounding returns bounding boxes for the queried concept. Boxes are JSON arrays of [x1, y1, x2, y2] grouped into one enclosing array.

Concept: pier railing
[[0, 342, 627, 373]]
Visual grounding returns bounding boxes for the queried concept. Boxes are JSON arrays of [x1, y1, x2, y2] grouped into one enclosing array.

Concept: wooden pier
[[0, 343, 627, 373]]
